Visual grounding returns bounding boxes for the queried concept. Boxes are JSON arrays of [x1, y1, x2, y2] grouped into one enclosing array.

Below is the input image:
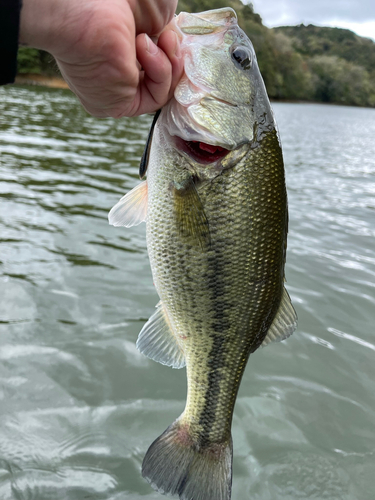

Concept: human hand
[[19, 0, 183, 117]]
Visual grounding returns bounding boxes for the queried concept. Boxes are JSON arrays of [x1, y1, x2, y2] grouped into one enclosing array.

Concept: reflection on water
[[1, 86, 375, 500]]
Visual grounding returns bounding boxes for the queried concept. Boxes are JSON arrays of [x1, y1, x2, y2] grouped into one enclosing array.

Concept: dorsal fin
[[139, 109, 161, 179]]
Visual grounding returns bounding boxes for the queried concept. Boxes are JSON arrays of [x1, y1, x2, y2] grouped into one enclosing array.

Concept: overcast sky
[[251, 0, 375, 41]]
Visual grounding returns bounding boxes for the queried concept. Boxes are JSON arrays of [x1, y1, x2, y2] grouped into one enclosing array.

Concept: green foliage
[[16, 0, 375, 107], [17, 47, 43, 74], [275, 24, 375, 75], [309, 55, 375, 107], [266, 32, 314, 100], [17, 47, 58, 76], [274, 24, 375, 107]]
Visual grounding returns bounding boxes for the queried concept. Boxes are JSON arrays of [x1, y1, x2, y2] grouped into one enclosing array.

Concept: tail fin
[[142, 419, 233, 500]]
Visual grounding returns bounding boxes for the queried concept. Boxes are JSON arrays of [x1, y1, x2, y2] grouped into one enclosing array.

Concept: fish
[[108, 7, 297, 500]]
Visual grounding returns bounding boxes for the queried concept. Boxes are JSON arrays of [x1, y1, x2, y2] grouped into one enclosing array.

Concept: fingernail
[[173, 32, 181, 58], [145, 34, 159, 55]]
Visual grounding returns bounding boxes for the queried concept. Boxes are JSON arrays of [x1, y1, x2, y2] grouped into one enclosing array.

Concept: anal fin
[[136, 301, 185, 369], [261, 287, 297, 348]]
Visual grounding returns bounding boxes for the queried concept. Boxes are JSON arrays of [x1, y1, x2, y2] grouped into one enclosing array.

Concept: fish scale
[[146, 126, 287, 445]]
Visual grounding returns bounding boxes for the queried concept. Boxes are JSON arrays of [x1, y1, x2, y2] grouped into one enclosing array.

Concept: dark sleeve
[[0, 0, 23, 85]]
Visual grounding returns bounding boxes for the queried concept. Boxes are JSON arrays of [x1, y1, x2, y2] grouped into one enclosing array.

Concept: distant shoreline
[[15, 74, 69, 89], [13, 74, 374, 110]]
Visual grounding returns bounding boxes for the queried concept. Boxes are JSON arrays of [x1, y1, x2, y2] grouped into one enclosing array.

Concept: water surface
[[0, 86, 374, 499]]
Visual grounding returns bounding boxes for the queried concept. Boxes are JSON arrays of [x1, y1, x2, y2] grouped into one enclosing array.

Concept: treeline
[[17, 0, 375, 108], [17, 47, 57, 76], [273, 24, 375, 107]]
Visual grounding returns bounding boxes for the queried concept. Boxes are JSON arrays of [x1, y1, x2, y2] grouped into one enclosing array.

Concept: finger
[[130, 33, 174, 116], [157, 29, 184, 101], [131, 0, 178, 36]]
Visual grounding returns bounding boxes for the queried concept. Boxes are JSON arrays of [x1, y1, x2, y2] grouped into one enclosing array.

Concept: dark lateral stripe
[[198, 247, 232, 446]]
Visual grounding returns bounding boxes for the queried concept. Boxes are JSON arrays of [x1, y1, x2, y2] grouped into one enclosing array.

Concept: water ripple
[[0, 88, 374, 499]]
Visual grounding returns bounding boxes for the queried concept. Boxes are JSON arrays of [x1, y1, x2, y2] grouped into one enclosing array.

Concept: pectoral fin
[[261, 287, 297, 347], [108, 180, 148, 227], [172, 177, 210, 250], [136, 301, 186, 369]]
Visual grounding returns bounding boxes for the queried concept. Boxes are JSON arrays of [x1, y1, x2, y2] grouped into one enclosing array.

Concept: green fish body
[[109, 8, 297, 500]]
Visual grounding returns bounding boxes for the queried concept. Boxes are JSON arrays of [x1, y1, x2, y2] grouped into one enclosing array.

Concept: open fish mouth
[[175, 136, 230, 164]]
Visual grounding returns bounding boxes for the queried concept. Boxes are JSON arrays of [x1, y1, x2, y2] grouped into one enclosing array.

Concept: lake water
[[0, 85, 374, 500]]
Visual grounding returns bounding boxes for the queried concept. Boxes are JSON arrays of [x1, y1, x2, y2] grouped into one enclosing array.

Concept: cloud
[[253, 0, 375, 27], [324, 20, 375, 40]]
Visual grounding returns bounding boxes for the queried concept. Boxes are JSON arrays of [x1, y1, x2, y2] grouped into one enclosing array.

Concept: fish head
[[161, 8, 275, 176]]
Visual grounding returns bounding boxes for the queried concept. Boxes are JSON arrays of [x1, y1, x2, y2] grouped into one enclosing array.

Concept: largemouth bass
[[109, 8, 297, 500]]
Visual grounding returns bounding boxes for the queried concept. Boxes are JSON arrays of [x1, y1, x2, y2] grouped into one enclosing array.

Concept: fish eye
[[231, 46, 252, 70]]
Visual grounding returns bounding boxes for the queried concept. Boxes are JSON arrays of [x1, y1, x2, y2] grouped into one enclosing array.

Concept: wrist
[[19, 0, 61, 50], [19, 0, 100, 57], [18, 0, 135, 60]]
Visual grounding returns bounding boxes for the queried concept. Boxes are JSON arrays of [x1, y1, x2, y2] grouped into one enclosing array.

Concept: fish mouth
[[174, 136, 230, 164]]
